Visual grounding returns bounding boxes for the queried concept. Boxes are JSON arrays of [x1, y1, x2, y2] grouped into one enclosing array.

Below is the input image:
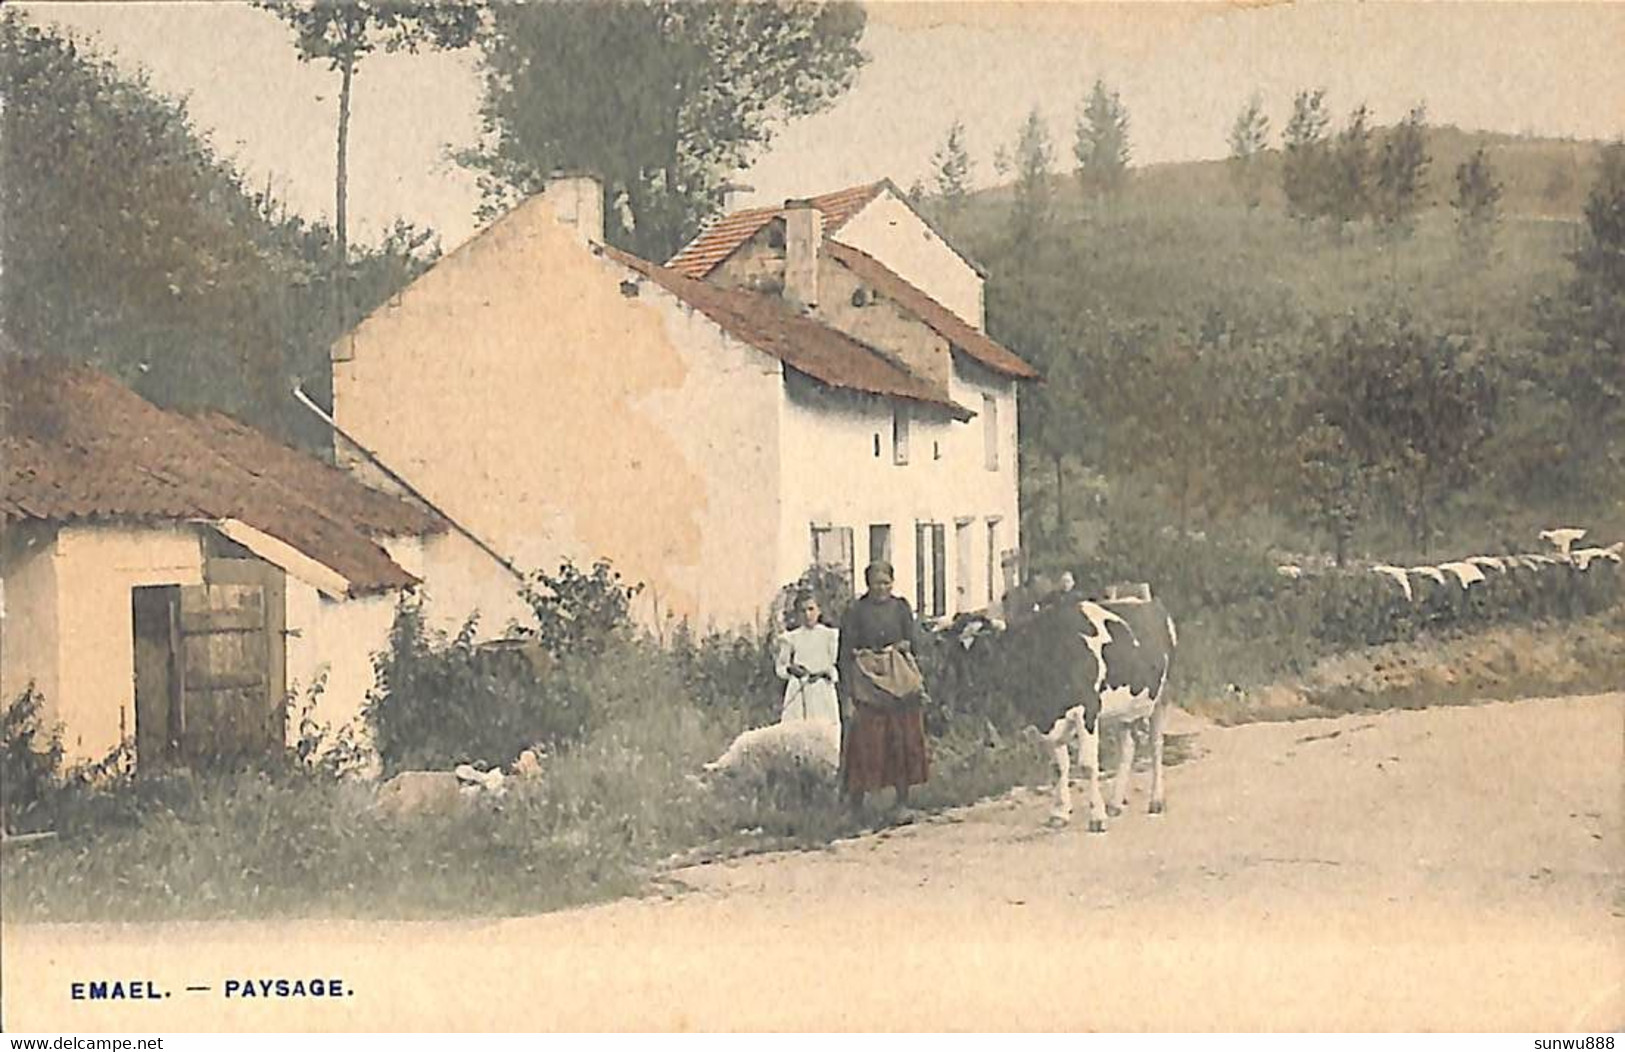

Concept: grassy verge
[[0, 645, 1063, 923], [1185, 605, 1625, 724], [5, 578, 1617, 924]]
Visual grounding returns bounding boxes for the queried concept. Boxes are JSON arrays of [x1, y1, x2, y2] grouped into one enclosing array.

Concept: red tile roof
[[0, 355, 441, 595], [667, 181, 887, 278], [822, 241, 1040, 381], [604, 246, 973, 420]]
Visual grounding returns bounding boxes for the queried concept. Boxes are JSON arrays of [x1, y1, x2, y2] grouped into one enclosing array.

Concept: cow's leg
[[1109, 719, 1137, 816], [1149, 700, 1167, 815], [1074, 710, 1108, 833], [1043, 715, 1073, 825]]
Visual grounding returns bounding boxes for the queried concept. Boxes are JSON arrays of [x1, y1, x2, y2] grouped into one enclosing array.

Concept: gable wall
[[333, 200, 786, 632], [835, 192, 985, 330]]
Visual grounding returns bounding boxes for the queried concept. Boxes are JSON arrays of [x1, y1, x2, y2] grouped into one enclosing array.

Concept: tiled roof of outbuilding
[[0, 354, 440, 595]]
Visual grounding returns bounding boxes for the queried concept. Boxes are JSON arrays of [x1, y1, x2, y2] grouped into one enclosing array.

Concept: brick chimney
[[541, 173, 604, 244], [782, 199, 822, 310]]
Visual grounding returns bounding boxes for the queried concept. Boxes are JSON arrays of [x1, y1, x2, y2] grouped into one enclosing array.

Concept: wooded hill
[[924, 126, 1623, 565]]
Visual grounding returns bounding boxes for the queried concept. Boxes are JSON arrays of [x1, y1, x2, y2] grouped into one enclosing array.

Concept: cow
[[1002, 586, 1178, 831]]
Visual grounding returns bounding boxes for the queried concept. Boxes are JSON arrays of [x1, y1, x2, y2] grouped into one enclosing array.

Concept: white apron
[[774, 623, 841, 725]]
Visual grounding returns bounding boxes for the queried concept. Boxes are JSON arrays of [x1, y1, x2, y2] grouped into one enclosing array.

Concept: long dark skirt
[[842, 704, 929, 794]]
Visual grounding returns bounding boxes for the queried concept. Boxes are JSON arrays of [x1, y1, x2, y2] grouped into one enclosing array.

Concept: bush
[[1, 685, 63, 835], [1304, 557, 1621, 649], [517, 560, 643, 660], [668, 623, 779, 726], [365, 601, 590, 776]]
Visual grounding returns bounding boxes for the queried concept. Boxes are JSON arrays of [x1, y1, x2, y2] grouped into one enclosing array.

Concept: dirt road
[[4, 693, 1620, 1032]]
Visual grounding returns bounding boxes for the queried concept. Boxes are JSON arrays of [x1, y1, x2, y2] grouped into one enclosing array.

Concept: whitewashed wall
[[334, 195, 785, 633], [775, 358, 1020, 620], [25, 525, 205, 762], [835, 189, 986, 330]]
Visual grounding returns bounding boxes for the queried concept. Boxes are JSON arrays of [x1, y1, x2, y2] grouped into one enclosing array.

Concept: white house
[[0, 354, 443, 766], [330, 176, 1035, 633]]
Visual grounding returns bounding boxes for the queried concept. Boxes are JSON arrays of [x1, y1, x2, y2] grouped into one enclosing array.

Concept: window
[[810, 524, 855, 593], [915, 522, 947, 619], [955, 519, 974, 611], [986, 518, 1001, 605], [892, 406, 910, 465], [873, 433, 881, 458], [868, 524, 892, 567], [983, 394, 999, 471]]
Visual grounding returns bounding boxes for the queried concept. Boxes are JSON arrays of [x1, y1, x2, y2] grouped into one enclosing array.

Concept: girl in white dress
[[774, 595, 841, 725]]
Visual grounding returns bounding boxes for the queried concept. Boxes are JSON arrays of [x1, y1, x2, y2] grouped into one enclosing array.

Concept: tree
[[467, 1, 866, 262], [1073, 78, 1131, 204], [0, 13, 435, 447], [1302, 312, 1497, 552], [255, 1, 480, 266], [931, 119, 974, 213], [1374, 104, 1430, 236], [1328, 103, 1374, 230], [1227, 93, 1271, 210], [1281, 89, 1332, 224], [1295, 417, 1369, 567], [1535, 141, 1625, 479], [1010, 106, 1055, 242], [1452, 146, 1504, 260]]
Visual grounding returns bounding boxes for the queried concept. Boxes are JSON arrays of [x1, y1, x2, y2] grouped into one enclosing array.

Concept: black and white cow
[[1004, 589, 1178, 831]]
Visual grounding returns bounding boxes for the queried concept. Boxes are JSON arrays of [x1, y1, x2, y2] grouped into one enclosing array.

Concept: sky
[[23, 1, 1625, 252]]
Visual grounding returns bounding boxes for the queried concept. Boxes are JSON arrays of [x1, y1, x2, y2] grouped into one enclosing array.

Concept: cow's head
[[938, 611, 1008, 651]]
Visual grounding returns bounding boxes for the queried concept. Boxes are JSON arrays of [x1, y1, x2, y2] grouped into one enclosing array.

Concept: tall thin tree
[[1073, 78, 1131, 205], [1227, 93, 1271, 210], [1374, 104, 1430, 236], [931, 119, 974, 213], [255, 2, 480, 274], [1452, 147, 1504, 261], [1010, 106, 1055, 241], [1281, 88, 1332, 225], [1329, 103, 1374, 231]]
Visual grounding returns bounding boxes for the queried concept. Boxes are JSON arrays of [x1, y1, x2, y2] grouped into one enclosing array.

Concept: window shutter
[[915, 523, 927, 612], [932, 524, 947, 617], [983, 395, 999, 471]]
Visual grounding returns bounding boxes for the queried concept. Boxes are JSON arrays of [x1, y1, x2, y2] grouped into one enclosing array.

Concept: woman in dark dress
[[837, 561, 930, 819]]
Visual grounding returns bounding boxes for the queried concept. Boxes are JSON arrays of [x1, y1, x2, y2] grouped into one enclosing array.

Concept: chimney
[[541, 173, 604, 244], [782, 199, 822, 310], [720, 181, 756, 213]]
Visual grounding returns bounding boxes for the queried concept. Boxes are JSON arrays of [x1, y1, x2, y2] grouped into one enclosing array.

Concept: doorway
[[131, 586, 182, 769]]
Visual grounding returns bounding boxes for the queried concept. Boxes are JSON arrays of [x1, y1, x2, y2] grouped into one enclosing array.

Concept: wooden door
[[176, 561, 287, 764]]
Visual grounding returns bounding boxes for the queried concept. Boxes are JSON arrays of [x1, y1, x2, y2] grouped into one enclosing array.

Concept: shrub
[[1, 685, 63, 835], [517, 559, 643, 660], [668, 623, 779, 726], [1305, 558, 1621, 649], [365, 600, 591, 776]]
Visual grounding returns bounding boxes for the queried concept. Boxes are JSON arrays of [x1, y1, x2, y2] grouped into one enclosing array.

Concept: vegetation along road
[[4, 692, 1619, 1031]]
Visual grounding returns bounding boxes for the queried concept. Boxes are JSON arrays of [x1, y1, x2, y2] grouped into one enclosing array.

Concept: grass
[[0, 639, 1062, 923], [5, 532, 1619, 924]]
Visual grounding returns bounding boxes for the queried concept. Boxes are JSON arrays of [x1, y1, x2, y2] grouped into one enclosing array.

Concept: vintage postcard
[[1, 0, 1621, 1035]]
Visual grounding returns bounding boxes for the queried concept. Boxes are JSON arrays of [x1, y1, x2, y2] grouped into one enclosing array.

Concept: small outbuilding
[[0, 353, 443, 768]]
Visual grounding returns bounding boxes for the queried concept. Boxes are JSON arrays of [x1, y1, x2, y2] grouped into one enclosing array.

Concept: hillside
[[924, 126, 1623, 564], [931, 127, 1609, 345]]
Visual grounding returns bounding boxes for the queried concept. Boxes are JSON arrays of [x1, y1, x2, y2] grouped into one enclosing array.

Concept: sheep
[[702, 719, 841, 780], [1539, 527, 1588, 557], [454, 763, 507, 797]]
